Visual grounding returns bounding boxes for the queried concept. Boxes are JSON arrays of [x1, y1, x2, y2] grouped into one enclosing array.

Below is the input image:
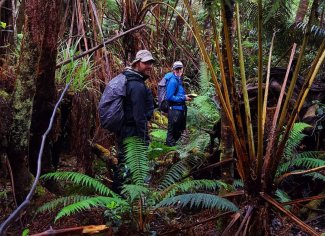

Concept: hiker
[[112, 49, 155, 192], [164, 61, 192, 146]]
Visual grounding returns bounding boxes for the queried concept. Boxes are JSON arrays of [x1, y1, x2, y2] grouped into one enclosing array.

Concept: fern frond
[[277, 158, 325, 176], [41, 172, 117, 197], [233, 179, 244, 188], [164, 179, 229, 198], [275, 189, 291, 203], [55, 196, 128, 221], [159, 155, 203, 191], [122, 184, 149, 202], [124, 137, 149, 185], [304, 173, 325, 182], [156, 193, 238, 212], [37, 195, 90, 214], [283, 123, 310, 160], [296, 151, 325, 160]]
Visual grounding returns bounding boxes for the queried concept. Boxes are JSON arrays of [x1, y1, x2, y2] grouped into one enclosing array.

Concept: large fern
[[123, 137, 149, 186], [156, 193, 238, 212]]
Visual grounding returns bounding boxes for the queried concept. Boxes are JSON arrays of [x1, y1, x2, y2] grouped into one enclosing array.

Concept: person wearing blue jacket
[[165, 61, 192, 146]]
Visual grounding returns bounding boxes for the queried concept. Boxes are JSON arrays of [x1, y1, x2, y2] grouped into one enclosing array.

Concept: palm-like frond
[[41, 171, 117, 197], [37, 195, 90, 214], [124, 137, 149, 185], [156, 193, 238, 212], [122, 184, 149, 202], [55, 196, 128, 221], [164, 179, 229, 198]]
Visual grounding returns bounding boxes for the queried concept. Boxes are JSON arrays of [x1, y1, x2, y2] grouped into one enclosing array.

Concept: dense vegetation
[[0, 0, 324, 235]]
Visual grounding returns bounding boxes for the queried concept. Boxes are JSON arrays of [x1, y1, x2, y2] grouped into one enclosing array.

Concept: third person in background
[[164, 61, 192, 146]]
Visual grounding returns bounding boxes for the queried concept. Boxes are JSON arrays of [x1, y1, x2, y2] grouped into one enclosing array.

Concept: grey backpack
[[99, 73, 127, 133], [157, 77, 169, 112]]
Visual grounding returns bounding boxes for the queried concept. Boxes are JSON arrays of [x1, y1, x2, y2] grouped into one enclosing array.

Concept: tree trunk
[[219, 0, 235, 184], [7, 0, 63, 202]]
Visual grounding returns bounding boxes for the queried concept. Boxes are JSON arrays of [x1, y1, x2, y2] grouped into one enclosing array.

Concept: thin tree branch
[[56, 24, 146, 68], [260, 192, 320, 236]]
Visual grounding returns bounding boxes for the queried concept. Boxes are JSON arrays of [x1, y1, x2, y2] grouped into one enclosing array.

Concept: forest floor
[[1, 154, 325, 235]]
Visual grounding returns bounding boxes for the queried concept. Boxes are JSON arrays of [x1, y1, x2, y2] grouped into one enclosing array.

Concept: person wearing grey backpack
[[112, 49, 155, 192]]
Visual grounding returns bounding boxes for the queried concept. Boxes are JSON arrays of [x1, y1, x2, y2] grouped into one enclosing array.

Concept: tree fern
[[156, 193, 238, 212], [41, 171, 118, 197], [164, 179, 229, 198], [55, 196, 128, 221], [124, 137, 149, 185]]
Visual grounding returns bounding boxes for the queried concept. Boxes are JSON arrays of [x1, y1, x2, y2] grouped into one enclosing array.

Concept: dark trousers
[[166, 108, 187, 146]]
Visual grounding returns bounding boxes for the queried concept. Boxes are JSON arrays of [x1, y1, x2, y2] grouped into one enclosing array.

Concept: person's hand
[[185, 95, 192, 101]]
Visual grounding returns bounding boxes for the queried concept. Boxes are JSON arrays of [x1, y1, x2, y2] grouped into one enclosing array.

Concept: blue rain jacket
[[165, 72, 186, 111]]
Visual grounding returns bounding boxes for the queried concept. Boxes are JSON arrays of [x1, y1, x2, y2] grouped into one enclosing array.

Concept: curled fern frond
[[122, 184, 149, 202], [41, 171, 117, 197], [37, 195, 90, 214], [164, 179, 229, 198], [156, 193, 238, 212], [55, 196, 128, 221], [124, 137, 149, 185]]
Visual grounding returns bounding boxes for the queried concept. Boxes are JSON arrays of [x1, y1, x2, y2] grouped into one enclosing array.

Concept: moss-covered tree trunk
[[7, 0, 63, 202]]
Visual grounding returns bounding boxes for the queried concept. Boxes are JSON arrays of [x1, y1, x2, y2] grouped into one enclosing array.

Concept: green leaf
[[22, 229, 29, 236], [0, 21, 6, 29]]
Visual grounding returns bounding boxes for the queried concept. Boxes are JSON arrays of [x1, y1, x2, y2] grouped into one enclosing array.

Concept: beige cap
[[131, 50, 155, 65], [172, 61, 183, 70]]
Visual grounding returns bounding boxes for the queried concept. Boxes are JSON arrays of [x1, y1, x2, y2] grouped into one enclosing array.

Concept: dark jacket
[[119, 69, 154, 143]]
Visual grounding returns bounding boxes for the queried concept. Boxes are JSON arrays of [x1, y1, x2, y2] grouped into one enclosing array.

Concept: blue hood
[[164, 72, 176, 82]]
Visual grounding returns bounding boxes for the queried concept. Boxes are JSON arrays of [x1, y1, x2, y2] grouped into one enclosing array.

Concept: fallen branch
[[260, 192, 320, 236], [31, 225, 111, 236]]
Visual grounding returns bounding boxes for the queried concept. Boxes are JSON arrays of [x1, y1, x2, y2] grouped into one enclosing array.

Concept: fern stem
[[235, 3, 255, 160]]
